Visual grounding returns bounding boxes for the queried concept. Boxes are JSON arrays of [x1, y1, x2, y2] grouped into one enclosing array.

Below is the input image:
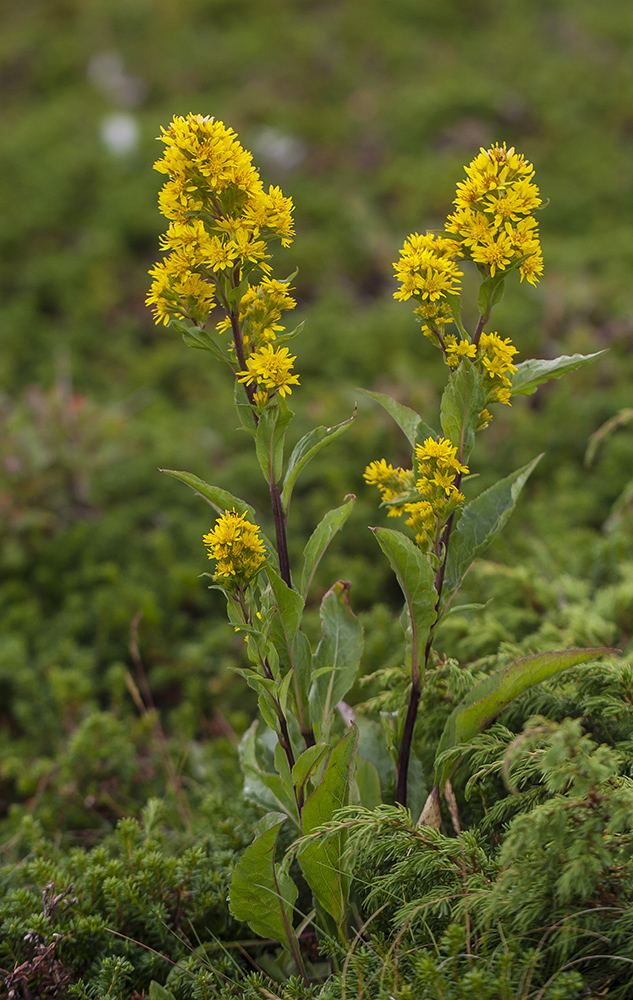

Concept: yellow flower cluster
[[444, 330, 518, 409], [447, 144, 542, 285], [393, 232, 463, 305], [478, 331, 518, 406], [215, 277, 296, 351], [237, 344, 301, 404], [365, 438, 468, 551], [203, 509, 266, 587], [393, 143, 543, 344], [146, 114, 294, 329], [363, 460, 415, 516]]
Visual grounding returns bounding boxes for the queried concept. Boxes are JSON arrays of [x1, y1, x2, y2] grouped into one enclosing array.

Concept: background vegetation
[[1, 0, 633, 996]]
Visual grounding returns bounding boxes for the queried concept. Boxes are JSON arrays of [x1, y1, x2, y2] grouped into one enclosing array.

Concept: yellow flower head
[[477, 331, 518, 408], [203, 509, 266, 587], [148, 115, 295, 331], [237, 344, 300, 398], [146, 257, 216, 326], [366, 439, 468, 552], [364, 460, 415, 516], [445, 337, 478, 369], [447, 142, 543, 283], [217, 278, 296, 350], [393, 232, 463, 304]]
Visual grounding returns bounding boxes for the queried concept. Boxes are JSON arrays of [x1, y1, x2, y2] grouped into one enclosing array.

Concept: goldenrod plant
[[148, 118, 610, 976]]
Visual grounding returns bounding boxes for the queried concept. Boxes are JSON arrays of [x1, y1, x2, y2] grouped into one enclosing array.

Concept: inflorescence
[[368, 143, 542, 553], [203, 509, 266, 589], [146, 114, 299, 405]]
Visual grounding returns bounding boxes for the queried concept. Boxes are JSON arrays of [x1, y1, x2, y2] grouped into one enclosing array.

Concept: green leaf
[[275, 319, 305, 346], [309, 582, 364, 739], [360, 388, 437, 448], [371, 527, 436, 681], [477, 275, 506, 317], [443, 455, 542, 607], [149, 983, 177, 1000], [265, 567, 312, 726], [301, 496, 356, 599], [229, 812, 299, 951], [440, 358, 486, 463], [355, 757, 382, 809], [511, 352, 605, 397], [159, 469, 255, 518], [256, 396, 294, 485], [434, 647, 615, 789], [170, 319, 233, 366], [234, 378, 256, 436], [281, 409, 356, 514], [446, 293, 468, 340], [266, 566, 304, 643], [292, 743, 329, 796], [298, 727, 358, 927], [239, 722, 299, 823]]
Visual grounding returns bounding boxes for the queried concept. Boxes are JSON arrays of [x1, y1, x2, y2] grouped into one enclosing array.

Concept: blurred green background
[[2, 0, 633, 837]]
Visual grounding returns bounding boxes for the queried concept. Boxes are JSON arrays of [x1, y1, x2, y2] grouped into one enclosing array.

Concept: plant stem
[[230, 305, 293, 588], [270, 480, 292, 587], [395, 685, 421, 805], [395, 466, 464, 807]]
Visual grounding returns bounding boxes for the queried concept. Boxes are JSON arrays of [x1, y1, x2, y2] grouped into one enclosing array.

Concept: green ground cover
[[2, 0, 633, 996]]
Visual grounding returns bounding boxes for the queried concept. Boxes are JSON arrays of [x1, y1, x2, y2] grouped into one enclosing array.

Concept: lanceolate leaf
[[292, 743, 330, 793], [229, 812, 299, 951], [309, 582, 364, 738], [477, 274, 506, 317], [159, 469, 254, 518], [301, 496, 356, 599], [434, 647, 615, 789], [440, 359, 486, 463], [266, 566, 304, 643], [510, 352, 604, 397], [234, 378, 256, 437], [170, 319, 233, 367], [371, 527, 436, 682], [298, 727, 358, 927], [256, 396, 294, 485], [360, 388, 437, 448], [281, 409, 356, 514], [239, 722, 299, 824], [443, 455, 543, 607]]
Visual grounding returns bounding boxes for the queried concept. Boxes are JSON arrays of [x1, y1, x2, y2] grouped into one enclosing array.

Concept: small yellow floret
[[237, 344, 300, 398]]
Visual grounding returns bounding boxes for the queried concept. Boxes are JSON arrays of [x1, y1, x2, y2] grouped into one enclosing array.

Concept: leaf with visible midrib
[[434, 646, 616, 789], [371, 527, 436, 678], [511, 352, 604, 396], [298, 727, 358, 927], [440, 359, 486, 464], [301, 496, 356, 599], [309, 582, 363, 736], [160, 469, 254, 518], [281, 410, 356, 514], [229, 812, 298, 950], [360, 388, 437, 447], [443, 455, 542, 608]]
